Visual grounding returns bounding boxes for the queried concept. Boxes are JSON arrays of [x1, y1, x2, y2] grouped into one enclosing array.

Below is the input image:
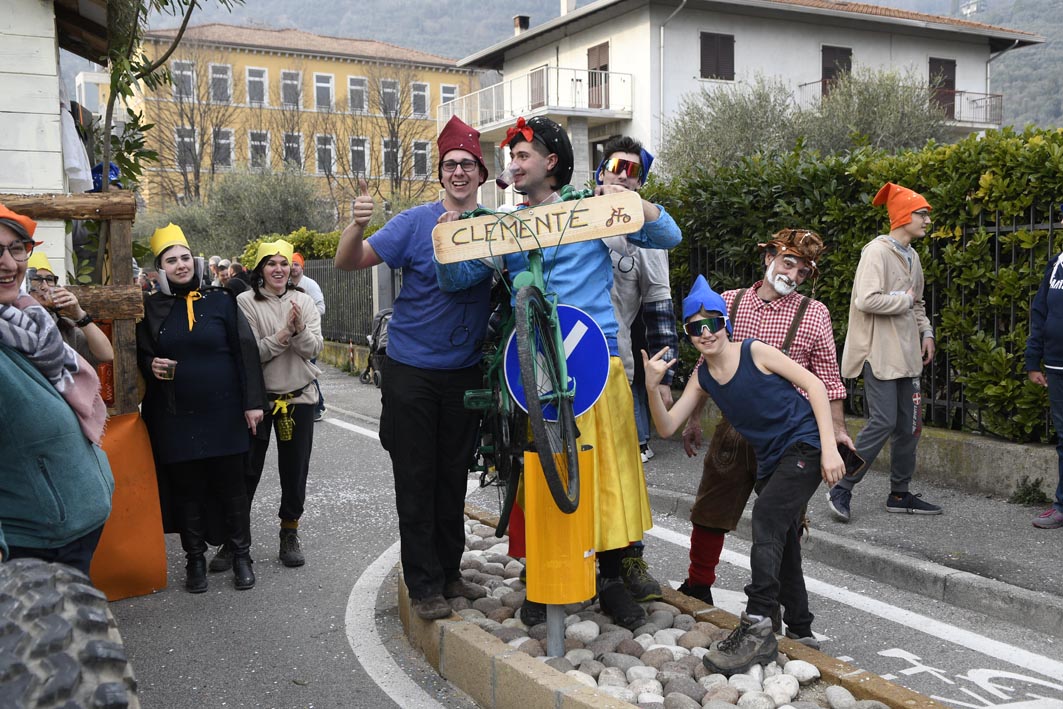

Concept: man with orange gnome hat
[[827, 182, 941, 522]]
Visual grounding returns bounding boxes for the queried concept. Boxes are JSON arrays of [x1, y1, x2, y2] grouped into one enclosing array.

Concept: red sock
[[507, 503, 526, 559], [688, 525, 725, 587]]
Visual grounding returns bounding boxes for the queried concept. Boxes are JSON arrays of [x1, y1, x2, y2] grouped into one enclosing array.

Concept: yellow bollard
[[524, 446, 596, 605]]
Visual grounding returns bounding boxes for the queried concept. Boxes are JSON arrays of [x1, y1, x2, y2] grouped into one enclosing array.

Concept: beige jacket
[[841, 236, 933, 380], [237, 288, 323, 405]]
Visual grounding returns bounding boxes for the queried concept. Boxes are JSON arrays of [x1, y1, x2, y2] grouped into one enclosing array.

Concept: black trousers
[[745, 441, 821, 636], [380, 357, 481, 600], [167, 454, 251, 557], [8, 524, 105, 577], [248, 402, 315, 522]]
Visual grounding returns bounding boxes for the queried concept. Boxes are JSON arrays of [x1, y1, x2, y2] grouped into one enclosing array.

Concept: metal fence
[[303, 259, 375, 344], [687, 207, 1059, 438]]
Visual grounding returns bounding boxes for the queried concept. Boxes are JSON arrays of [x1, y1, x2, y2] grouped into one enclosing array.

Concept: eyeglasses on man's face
[[0, 240, 32, 262], [30, 274, 57, 287], [601, 157, 643, 181], [441, 159, 479, 173], [683, 316, 728, 337], [911, 210, 932, 221]]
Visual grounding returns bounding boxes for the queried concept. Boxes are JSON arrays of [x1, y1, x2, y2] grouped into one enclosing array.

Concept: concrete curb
[[647, 486, 1063, 638], [395, 503, 948, 709]]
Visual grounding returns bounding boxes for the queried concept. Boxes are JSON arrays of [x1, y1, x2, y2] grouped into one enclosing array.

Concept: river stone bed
[[454, 517, 883, 709]]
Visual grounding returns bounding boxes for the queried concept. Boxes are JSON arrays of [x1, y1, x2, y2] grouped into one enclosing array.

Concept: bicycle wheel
[[515, 285, 580, 513]]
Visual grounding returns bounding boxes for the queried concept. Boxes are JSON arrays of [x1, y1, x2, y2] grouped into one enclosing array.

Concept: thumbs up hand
[[352, 178, 374, 226]]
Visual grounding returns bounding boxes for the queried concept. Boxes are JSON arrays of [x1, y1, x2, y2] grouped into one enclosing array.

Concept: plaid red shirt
[[720, 282, 846, 401]]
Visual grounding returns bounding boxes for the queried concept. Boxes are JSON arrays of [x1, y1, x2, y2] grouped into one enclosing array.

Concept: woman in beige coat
[[237, 240, 323, 568]]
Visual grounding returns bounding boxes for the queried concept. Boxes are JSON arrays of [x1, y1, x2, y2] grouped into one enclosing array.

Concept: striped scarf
[[0, 296, 107, 444]]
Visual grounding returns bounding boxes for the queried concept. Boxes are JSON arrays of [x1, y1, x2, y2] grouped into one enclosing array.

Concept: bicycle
[[433, 187, 645, 534]]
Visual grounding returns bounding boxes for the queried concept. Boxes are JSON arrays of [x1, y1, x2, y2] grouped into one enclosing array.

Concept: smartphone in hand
[[837, 443, 866, 476]]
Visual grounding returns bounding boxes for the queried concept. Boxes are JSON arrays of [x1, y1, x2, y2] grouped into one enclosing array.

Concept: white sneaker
[[640, 446, 654, 463]]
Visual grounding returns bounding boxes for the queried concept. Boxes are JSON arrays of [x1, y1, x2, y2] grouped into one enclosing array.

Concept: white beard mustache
[[766, 263, 797, 296]]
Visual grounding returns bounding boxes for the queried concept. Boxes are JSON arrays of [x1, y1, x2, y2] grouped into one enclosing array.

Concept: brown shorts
[[689, 417, 758, 531]]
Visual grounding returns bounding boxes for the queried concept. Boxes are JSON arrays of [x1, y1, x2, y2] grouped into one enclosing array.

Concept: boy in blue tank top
[[643, 275, 844, 676]]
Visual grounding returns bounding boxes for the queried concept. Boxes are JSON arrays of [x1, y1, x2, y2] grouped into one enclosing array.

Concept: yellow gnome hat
[[150, 223, 190, 257], [26, 251, 53, 273], [253, 240, 294, 270]]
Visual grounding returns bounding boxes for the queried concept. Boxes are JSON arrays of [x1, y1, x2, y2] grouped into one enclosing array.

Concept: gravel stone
[[500, 590, 525, 609], [628, 665, 660, 682], [679, 629, 713, 650], [544, 657, 575, 674], [825, 686, 857, 709], [673, 614, 697, 631], [578, 659, 605, 679], [642, 647, 677, 668], [472, 597, 503, 614], [448, 596, 472, 612], [491, 627, 527, 643], [598, 686, 637, 703], [655, 628, 687, 645], [566, 620, 600, 643], [487, 606, 515, 623], [783, 660, 820, 685], [635, 633, 656, 650], [629, 678, 665, 696], [616, 638, 647, 657], [649, 610, 676, 629], [598, 666, 629, 688], [566, 648, 594, 666], [600, 652, 644, 673], [648, 601, 681, 615], [665, 676, 707, 702], [763, 674, 800, 701], [737, 691, 777, 709], [566, 670, 597, 688], [664, 692, 702, 709], [516, 638, 544, 657], [658, 660, 694, 684], [586, 629, 628, 656], [728, 673, 762, 695], [699, 674, 729, 692], [747, 664, 765, 684], [705, 685, 741, 704]]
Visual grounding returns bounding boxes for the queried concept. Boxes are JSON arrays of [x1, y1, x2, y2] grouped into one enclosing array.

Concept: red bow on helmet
[[501, 117, 534, 147]]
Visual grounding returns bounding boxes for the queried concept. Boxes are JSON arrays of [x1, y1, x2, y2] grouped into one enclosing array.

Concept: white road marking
[[645, 523, 1063, 682], [336, 413, 476, 707], [326, 417, 380, 439]]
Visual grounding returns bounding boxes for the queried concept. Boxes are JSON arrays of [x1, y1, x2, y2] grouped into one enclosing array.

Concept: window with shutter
[[699, 33, 735, 81]]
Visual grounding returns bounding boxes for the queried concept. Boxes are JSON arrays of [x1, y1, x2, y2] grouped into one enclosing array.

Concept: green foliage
[[1008, 476, 1051, 506], [660, 68, 949, 177], [240, 224, 380, 268], [658, 126, 1063, 442]]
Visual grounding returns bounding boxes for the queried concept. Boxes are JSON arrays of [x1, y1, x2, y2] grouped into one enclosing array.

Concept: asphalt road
[[110, 364, 1063, 708]]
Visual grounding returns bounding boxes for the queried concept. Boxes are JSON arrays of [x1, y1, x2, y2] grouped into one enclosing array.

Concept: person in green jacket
[[0, 203, 113, 575]]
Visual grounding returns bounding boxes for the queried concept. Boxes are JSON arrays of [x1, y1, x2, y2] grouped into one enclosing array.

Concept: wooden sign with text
[[432, 191, 645, 264]]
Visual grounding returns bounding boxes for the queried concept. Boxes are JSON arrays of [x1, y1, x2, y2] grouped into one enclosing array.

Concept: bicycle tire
[[0, 558, 139, 708], [514, 285, 580, 513]]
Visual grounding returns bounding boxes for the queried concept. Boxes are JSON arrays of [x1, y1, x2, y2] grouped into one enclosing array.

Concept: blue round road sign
[[504, 304, 610, 420]]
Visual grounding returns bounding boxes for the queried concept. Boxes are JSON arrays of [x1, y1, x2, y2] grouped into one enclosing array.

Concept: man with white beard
[[677, 229, 853, 647]]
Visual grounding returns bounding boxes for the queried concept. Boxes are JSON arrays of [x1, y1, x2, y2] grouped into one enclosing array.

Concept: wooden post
[[108, 219, 139, 416]]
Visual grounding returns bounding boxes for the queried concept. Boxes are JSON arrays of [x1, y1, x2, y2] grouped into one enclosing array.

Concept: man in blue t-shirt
[[335, 116, 493, 621]]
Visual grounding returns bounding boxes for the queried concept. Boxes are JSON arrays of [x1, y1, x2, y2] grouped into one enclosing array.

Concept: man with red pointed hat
[[829, 182, 941, 521], [335, 116, 494, 620]]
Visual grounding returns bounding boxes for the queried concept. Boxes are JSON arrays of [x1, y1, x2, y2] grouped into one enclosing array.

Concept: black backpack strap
[[728, 288, 747, 324], [781, 296, 810, 356]]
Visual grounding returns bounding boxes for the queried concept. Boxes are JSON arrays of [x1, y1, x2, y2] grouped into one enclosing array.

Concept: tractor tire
[[0, 558, 138, 708]]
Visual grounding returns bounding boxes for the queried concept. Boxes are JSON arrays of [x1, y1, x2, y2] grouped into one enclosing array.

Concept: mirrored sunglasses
[[602, 157, 643, 180], [683, 317, 728, 336]]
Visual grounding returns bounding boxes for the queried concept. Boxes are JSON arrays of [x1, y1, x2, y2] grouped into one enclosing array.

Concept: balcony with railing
[[796, 79, 1003, 127], [438, 66, 633, 139]]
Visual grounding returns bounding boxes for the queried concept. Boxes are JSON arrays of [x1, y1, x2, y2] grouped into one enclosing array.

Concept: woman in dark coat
[[136, 224, 266, 593]]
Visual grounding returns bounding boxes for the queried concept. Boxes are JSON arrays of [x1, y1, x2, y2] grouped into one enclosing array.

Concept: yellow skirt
[[577, 357, 652, 552]]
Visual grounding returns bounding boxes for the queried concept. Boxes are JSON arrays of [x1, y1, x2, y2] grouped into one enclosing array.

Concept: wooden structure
[[0, 191, 142, 413], [432, 191, 645, 264]]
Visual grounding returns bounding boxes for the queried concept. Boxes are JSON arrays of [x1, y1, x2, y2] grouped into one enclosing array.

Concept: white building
[[442, 0, 1041, 198], [0, 0, 109, 277]]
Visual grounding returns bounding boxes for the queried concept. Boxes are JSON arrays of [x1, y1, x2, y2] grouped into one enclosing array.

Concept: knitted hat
[[150, 223, 190, 257], [682, 275, 733, 335], [873, 182, 931, 229], [437, 115, 488, 186], [758, 228, 825, 277], [254, 240, 294, 270], [0, 204, 37, 243], [501, 116, 574, 187]]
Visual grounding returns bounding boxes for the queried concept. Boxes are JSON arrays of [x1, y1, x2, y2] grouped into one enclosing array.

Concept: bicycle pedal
[[464, 389, 492, 410]]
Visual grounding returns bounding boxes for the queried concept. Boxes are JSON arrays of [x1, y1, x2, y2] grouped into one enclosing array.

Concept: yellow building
[[135, 24, 477, 217]]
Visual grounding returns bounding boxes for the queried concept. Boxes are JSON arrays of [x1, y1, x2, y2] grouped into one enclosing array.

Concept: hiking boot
[[785, 630, 821, 650], [827, 485, 852, 522], [443, 578, 487, 600], [703, 613, 778, 676], [598, 576, 647, 630], [208, 545, 233, 573], [886, 492, 942, 515], [412, 595, 452, 620], [519, 600, 547, 627], [677, 580, 714, 606], [185, 555, 208, 594], [1033, 508, 1063, 529], [233, 556, 255, 590], [279, 528, 305, 567], [620, 547, 663, 602]]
